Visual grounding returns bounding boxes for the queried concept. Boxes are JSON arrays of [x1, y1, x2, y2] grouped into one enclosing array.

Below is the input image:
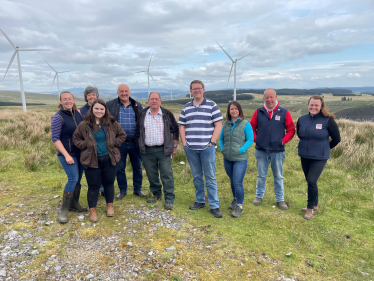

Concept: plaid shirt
[[144, 108, 164, 146], [118, 103, 136, 139]]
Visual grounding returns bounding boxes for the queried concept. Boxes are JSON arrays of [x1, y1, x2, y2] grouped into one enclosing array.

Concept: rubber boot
[[69, 185, 88, 212], [107, 203, 114, 217], [58, 190, 73, 224], [89, 208, 98, 222]]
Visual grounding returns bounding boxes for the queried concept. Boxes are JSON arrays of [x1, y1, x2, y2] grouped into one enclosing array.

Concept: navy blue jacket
[[55, 109, 84, 158], [79, 103, 90, 117], [255, 106, 287, 152], [297, 113, 341, 160]]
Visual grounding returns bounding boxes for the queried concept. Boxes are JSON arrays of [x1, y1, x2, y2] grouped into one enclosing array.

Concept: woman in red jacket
[[73, 99, 126, 222]]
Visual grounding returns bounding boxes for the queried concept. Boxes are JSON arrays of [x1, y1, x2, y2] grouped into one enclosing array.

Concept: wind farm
[[44, 60, 72, 100]]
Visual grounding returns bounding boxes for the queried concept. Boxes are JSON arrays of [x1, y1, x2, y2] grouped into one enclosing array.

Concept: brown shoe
[[89, 208, 97, 222], [304, 208, 314, 220], [301, 206, 318, 212], [107, 203, 114, 217]]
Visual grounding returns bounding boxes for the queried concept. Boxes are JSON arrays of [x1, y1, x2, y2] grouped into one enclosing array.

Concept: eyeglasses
[[61, 98, 74, 102], [191, 88, 203, 91]]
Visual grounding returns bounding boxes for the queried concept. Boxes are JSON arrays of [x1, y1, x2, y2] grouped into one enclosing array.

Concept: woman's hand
[[65, 155, 75, 164]]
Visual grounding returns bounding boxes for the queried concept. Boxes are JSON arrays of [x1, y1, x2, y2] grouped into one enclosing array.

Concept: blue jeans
[[254, 148, 285, 202], [184, 145, 219, 209], [117, 141, 143, 193], [223, 159, 247, 206], [58, 156, 84, 192]]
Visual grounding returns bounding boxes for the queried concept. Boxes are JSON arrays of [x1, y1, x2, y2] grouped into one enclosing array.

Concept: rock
[[31, 250, 39, 255], [179, 161, 185, 164], [127, 242, 133, 248], [85, 273, 95, 279], [0, 269, 6, 277], [9, 242, 18, 249], [148, 251, 153, 256], [78, 215, 85, 222], [81, 223, 86, 226], [53, 195, 60, 198], [165, 246, 176, 252], [286, 252, 292, 257], [6, 203, 11, 207], [54, 266, 61, 271], [45, 222, 50, 226], [18, 204, 24, 208]]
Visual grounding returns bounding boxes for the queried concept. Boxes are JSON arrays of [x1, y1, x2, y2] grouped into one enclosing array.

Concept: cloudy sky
[[0, 0, 373, 93]]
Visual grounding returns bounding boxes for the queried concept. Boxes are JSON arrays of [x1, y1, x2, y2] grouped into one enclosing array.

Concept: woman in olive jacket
[[297, 95, 340, 220], [73, 99, 127, 222]]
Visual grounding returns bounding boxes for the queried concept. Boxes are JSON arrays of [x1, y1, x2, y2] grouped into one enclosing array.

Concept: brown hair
[[58, 91, 78, 111], [226, 101, 244, 121], [308, 95, 335, 118], [85, 98, 114, 133], [190, 80, 204, 90]]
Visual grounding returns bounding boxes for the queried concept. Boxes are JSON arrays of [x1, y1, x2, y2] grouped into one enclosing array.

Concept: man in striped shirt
[[178, 80, 224, 218]]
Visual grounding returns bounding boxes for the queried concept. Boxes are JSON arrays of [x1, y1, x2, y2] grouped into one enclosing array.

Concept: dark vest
[[222, 119, 248, 161], [297, 113, 330, 160], [255, 106, 287, 152], [56, 109, 83, 158]]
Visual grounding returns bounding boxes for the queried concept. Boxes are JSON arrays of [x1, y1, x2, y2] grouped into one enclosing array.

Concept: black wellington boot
[[69, 185, 88, 212], [58, 190, 73, 224]]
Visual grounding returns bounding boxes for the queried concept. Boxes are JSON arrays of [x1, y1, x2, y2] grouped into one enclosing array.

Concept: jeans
[[141, 146, 175, 203], [58, 155, 84, 192], [254, 148, 285, 202], [85, 155, 118, 208], [300, 157, 327, 209], [184, 145, 219, 209], [116, 141, 143, 193], [223, 159, 247, 206]]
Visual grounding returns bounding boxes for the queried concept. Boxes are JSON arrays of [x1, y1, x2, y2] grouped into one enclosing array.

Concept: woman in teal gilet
[[219, 101, 254, 218]]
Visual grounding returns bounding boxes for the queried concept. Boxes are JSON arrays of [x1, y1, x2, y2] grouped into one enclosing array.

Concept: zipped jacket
[[135, 106, 179, 155], [72, 117, 127, 168], [106, 96, 143, 121]]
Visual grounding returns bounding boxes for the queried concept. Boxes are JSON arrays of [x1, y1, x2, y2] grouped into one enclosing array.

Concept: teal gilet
[[222, 119, 248, 161]]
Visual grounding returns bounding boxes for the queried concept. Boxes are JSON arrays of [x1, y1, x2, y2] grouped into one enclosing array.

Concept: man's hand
[[171, 148, 177, 159]]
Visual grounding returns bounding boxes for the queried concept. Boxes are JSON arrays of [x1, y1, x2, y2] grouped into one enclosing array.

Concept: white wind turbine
[[44, 60, 72, 100], [135, 54, 158, 96], [0, 29, 51, 112], [216, 42, 251, 101], [184, 82, 191, 99], [167, 85, 175, 100]]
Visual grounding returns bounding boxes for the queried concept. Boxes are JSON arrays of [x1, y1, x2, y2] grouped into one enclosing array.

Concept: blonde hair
[[58, 91, 78, 111]]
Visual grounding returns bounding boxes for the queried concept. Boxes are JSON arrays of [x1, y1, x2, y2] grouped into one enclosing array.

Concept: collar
[[190, 97, 206, 107], [263, 100, 279, 112], [146, 107, 162, 115], [230, 117, 241, 124]]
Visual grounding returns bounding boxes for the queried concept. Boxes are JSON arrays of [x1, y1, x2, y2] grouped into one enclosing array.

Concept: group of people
[[51, 80, 340, 223]]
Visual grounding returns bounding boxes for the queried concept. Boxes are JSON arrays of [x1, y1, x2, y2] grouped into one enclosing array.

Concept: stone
[[0, 269, 6, 277], [148, 251, 153, 256], [78, 215, 84, 222], [18, 204, 24, 208], [6, 203, 11, 207], [31, 250, 39, 255], [286, 252, 292, 257], [165, 246, 176, 252], [53, 195, 60, 198], [127, 242, 133, 248], [85, 273, 95, 279]]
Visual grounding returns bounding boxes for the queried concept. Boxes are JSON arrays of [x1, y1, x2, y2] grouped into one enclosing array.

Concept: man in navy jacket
[[250, 88, 295, 210]]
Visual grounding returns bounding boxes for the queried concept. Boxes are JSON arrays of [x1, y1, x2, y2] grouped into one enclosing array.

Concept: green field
[[0, 94, 374, 280]]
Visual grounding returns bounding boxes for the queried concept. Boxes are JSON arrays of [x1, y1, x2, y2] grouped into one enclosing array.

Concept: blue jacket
[[297, 113, 339, 160], [79, 103, 90, 117], [255, 106, 287, 152]]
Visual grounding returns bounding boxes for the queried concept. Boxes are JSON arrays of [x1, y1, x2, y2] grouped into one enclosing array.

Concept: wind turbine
[[167, 85, 175, 100], [216, 42, 251, 101], [44, 60, 72, 100], [184, 82, 191, 99], [0, 29, 51, 112], [135, 54, 158, 96]]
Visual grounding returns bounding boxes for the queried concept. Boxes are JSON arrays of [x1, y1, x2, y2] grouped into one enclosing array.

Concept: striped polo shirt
[[178, 97, 223, 150]]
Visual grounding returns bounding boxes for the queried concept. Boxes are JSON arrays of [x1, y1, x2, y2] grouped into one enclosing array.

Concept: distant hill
[[318, 87, 374, 93], [335, 105, 374, 120]]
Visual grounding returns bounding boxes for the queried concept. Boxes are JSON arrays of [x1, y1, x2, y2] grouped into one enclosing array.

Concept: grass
[[1, 95, 374, 280]]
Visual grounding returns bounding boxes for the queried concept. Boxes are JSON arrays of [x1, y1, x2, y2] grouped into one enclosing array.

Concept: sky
[[0, 0, 373, 94]]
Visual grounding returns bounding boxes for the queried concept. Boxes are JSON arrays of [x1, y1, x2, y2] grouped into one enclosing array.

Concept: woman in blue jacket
[[297, 95, 340, 220], [219, 101, 254, 218]]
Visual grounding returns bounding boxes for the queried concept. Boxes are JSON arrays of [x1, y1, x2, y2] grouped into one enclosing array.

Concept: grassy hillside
[[0, 103, 373, 280]]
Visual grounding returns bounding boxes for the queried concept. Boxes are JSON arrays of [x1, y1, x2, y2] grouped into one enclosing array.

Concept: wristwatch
[[173, 144, 178, 148], [209, 141, 216, 146]]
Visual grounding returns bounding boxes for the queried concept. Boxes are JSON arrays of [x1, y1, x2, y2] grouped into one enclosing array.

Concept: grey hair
[[83, 86, 99, 102], [149, 91, 162, 99], [264, 88, 276, 95]]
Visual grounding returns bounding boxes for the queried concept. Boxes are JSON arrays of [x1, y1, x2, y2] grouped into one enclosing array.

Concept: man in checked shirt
[[135, 92, 179, 210]]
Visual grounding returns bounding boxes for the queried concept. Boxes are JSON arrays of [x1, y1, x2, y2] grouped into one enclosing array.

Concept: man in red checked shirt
[[250, 88, 295, 210]]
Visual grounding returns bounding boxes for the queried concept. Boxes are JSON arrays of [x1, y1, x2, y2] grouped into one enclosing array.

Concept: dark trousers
[[300, 157, 327, 209], [141, 145, 175, 203], [85, 155, 118, 208]]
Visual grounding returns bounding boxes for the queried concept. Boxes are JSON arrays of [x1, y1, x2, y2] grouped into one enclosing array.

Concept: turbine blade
[[44, 59, 56, 72], [18, 48, 51, 51], [3, 51, 17, 80], [51, 73, 58, 88], [148, 54, 153, 69], [0, 29, 16, 49], [134, 70, 147, 73], [216, 41, 234, 62], [227, 62, 234, 86], [149, 73, 158, 85], [237, 52, 251, 61], [167, 85, 172, 90], [58, 70, 72, 73]]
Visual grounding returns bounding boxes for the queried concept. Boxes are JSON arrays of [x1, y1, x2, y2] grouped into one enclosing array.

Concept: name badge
[[316, 124, 322, 129], [275, 115, 281, 121]]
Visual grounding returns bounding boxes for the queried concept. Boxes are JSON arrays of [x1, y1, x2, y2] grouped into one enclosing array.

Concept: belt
[[124, 139, 135, 142], [146, 145, 164, 148]]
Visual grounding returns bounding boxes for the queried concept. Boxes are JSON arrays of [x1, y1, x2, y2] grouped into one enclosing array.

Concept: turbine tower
[[184, 82, 191, 99], [0, 29, 51, 112], [167, 85, 175, 100], [135, 54, 157, 96], [216, 42, 251, 101], [44, 60, 72, 100]]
